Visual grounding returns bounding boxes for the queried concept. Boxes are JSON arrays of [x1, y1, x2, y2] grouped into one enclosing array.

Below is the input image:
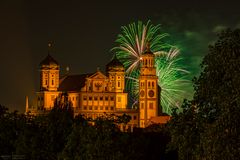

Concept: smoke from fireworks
[[113, 20, 191, 114]]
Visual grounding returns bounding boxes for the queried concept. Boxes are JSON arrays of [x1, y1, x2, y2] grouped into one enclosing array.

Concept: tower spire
[[25, 96, 29, 113], [48, 42, 52, 55], [146, 41, 151, 52]]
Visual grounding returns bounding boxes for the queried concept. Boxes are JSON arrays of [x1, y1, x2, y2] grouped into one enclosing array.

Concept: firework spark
[[113, 20, 190, 114]]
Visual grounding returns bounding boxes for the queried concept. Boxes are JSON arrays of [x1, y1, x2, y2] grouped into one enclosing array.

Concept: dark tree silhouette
[[168, 29, 240, 160]]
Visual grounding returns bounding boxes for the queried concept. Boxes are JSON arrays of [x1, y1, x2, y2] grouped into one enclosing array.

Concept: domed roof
[[106, 54, 124, 68], [40, 54, 59, 66]]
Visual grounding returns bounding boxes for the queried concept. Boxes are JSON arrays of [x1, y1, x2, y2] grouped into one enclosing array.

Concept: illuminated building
[[26, 44, 169, 129], [139, 44, 159, 128]]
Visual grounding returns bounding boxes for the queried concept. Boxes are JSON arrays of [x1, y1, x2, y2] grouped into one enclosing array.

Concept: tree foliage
[[168, 29, 240, 160]]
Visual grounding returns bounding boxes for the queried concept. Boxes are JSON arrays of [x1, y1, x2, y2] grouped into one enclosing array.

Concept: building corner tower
[[139, 43, 159, 128]]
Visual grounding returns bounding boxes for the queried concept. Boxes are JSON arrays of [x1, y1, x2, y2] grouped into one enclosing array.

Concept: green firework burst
[[113, 20, 190, 114]]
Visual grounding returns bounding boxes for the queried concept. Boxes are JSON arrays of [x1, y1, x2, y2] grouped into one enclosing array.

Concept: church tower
[[106, 54, 125, 93], [39, 44, 60, 91], [139, 43, 159, 128], [106, 54, 128, 109]]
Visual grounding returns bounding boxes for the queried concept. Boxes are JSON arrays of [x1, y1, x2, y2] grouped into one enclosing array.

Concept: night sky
[[1, 0, 240, 112]]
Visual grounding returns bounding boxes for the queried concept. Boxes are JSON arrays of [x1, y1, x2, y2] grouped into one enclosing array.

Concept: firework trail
[[113, 20, 190, 114]]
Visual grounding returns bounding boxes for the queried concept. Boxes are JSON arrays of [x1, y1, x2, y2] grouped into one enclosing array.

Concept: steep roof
[[40, 54, 59, 66], [59, 73, 92, 91], [142, 42, 153, 55]]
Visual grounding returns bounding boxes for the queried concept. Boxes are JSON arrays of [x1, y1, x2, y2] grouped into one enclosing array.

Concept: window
[[110, 96, 114, 101], [89, 96, 92, 100], [83, 106, 87, 110], [152, 82, 154, 88], [110, 107, 114, 110], [105, 96, 108, 101], [133, 116, 137, 120], [89, 106, 92, 110], [51, 95, 55, 101], [52, 80, 54, 85], [149, 103, 153, 109], [118, 81, 120, 87], [73, 97, 75, 101], [45, 80, 48, 85], [94, 106, 98, 110], [141, 103, 144, 109], [100, 106, 103, 110], [148, 81, 150, 87], [100, 96, 103, 101], [118, 97, 121, 102], [105, 106, 108, 110], [83, 96, 87, 100], [94, 96, 98, 100]]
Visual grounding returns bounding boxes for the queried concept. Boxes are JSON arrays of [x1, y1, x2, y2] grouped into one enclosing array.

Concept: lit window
[[51, 95, 55, 101], [141, 103, 144, 109], [149, 103, 153, 109], [110, 96, 114, 101]]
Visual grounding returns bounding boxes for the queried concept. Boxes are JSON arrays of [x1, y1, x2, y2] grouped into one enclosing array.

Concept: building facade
[[26, 45, 167, 129]]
